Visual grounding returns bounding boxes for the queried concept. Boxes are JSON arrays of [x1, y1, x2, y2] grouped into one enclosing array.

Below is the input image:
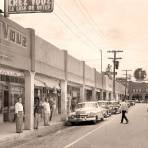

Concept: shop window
[[43, 87, 47, 93], [1, 75, 6, 81], [9, 76, 13, 82], [6, 76, 9, 82], [4, 91, 9, 107]]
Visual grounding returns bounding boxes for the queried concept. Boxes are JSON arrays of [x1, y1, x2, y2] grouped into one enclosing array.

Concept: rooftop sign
[[4, 0, 54, 17]]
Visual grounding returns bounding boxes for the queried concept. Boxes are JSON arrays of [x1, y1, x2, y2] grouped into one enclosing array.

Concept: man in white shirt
[[42, 98, 50, 126], [120, 99, 129, 124], [15, 97, 24, 133]]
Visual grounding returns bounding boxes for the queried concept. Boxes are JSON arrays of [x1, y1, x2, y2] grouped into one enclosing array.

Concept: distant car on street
[[97, 100, 112, 117], [126, 100, 135, 107], [109, 100, 121, 114], [67, 101, 104, 124], [135, 99, 140, 103]]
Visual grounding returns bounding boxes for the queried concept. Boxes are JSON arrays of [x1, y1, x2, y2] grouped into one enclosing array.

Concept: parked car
[[97, 100, 112, 117], [67, 101, 104, 124], [135, 99, 140, 103], [126, 100, 135, 107], [109, 100, 121, 114]]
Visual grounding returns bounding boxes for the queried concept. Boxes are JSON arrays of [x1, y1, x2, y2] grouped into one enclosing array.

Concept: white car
[[67, 101, 104, 124], [98, 100, 112, 117]]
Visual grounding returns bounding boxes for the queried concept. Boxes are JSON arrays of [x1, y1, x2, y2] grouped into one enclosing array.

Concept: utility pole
[[122, 70, 132, 99], [107, 50, 123, 100]]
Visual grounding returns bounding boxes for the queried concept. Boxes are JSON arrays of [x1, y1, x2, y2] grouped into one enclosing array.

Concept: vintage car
[[67, 101, 104, 124], [126, 100, 135, 107], [109, 100, 121, 114], [97, 100, 112, 117]]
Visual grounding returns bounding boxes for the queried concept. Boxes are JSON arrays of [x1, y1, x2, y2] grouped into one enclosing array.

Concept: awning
[[34, 79, 45, 87], [35, 75, 60, 89], [96, 89, 101, 92]]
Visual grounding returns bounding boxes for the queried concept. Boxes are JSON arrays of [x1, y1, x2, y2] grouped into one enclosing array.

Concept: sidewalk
[[0, 115, 65, 145]]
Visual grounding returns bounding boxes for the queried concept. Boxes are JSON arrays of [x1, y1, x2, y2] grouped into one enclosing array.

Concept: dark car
[[109, 100, 121, 114]]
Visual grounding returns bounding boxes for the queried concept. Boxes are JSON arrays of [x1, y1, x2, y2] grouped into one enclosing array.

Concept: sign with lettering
[[0, 20, 27, 47], [7, 0, 54, 14], [0, 67, 24, 77]]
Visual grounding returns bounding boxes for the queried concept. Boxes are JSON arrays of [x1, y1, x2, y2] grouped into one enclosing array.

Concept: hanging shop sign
[[5, 0, 54, 16]]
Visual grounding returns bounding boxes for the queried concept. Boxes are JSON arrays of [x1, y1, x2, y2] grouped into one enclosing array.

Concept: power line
[[55, 2, 99, 50], [53, 12, 99, 51], [77, 0, 105, 39], [74, 0, 106, 43], [122, 70, 132, 98]]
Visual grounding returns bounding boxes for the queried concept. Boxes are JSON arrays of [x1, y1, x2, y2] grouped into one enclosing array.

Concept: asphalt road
[[4, 104, 148, 148]]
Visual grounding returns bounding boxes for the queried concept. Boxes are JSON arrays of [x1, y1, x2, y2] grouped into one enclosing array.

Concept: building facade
[[128, 81, 148, 102], [0, 15, 126, 130]]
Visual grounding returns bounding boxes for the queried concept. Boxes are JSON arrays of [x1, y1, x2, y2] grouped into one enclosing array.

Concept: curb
[[0, 122, 64, 146]]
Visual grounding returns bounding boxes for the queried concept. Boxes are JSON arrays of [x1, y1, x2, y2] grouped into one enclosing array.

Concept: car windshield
[[98, 102, 106, 106], [77, 103, 98, 109], [110, 102, 119, 105]]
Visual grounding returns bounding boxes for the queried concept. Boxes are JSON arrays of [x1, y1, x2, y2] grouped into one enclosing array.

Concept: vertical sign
[[4, 0, 54, 17]]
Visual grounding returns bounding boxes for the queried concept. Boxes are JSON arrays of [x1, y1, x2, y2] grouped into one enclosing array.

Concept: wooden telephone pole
[[107, 50, 123, 100], [123, 70, 132, 99]]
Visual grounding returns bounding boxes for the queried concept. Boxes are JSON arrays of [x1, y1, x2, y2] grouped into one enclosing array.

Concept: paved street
[[2, 103, 148, 148]]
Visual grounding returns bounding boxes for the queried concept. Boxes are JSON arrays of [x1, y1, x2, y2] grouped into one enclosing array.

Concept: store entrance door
[[3, 90, 9, 122]]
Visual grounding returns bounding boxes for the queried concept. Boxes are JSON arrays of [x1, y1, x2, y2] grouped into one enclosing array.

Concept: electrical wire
[[53, 12, 99, 51], [77, 0, 106, 40], [55, 2, 100, 51]]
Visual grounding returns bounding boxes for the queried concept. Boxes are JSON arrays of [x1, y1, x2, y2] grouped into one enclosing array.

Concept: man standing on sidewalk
[[15, 97, 24, 133], [120, 99, 129, 124]]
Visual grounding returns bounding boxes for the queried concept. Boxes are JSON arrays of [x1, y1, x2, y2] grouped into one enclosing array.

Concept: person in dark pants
[[49, 96, 55, 121], [120, 99, 129, 124], [15, 97, 24, 133], [34, 97, 41, 129]]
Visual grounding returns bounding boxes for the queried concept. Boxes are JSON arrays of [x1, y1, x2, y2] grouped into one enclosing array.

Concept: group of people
[[15, 96, 56, 133], [14, 96, 129, 133]]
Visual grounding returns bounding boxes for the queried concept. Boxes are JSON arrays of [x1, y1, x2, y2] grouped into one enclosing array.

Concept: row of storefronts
[[0, 14, 126, 130]]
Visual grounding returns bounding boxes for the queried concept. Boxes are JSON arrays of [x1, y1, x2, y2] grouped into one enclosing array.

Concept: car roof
[[110, 100, 119, 102], [78, 101, 97, 105], [98, 100, 109, 102]]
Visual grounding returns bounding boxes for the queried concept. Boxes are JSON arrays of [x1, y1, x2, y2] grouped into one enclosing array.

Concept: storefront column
[[24, 71, 35, 130], [80, 61, 85, 102], [80, 86, 85, 102], [61, 81, 68, 115], [142, 94, 145, 101], [92, 88, 96, 101]]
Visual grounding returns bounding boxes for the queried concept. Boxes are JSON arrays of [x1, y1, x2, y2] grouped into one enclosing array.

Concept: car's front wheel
[[93, 116, 98, 124]]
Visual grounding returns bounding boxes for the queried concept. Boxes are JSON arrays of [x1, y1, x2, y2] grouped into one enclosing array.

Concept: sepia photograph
[[0, 0, 148, 148]]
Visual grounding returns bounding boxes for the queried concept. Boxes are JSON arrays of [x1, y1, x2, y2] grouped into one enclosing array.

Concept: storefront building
[[0, 14, 126, 131], [0, 14, 33, 129]]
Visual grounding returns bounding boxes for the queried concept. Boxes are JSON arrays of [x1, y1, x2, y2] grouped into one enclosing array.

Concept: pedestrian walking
[[120, 99, 129, 124], [34, 97, 41, 129], [15, 97, 24, 133], [42, 98, 50, 126]]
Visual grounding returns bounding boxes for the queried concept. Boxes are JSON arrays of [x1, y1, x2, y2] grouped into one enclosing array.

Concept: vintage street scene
[[0, 0, 148, 148]]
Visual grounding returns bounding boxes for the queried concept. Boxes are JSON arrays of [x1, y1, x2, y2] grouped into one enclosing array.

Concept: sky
[[0, 0, 148, 80]]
